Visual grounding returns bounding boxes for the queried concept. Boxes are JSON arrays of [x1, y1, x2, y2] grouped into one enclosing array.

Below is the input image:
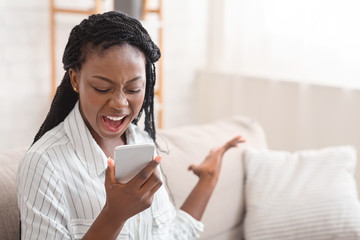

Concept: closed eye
[[94, 87, 110, 93], [127, 89, 141, 94]]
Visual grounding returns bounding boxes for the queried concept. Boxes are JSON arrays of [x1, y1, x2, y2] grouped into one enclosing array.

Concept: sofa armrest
[[0, 147, 27, 240]]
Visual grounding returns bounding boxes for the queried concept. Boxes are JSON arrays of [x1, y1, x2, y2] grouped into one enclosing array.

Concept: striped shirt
[[17, 102, 204, 240]]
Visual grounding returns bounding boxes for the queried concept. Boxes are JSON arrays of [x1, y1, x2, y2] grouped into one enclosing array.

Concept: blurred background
[[1, 0, 360, 153]]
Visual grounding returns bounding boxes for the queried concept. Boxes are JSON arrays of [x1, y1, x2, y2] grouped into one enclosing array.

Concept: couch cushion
[[0, 147, 27, 240], [243, 146, 360, 239], [157, 115, 267, 239]]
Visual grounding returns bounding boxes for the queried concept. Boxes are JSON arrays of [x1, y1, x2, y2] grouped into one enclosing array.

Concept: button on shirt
[[17, 102, 204, 239]]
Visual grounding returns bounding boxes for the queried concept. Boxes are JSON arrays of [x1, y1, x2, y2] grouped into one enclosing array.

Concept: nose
[[109, 91, 129, 109]]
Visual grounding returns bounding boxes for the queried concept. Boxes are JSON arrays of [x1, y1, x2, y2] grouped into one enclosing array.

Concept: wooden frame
[[50, 0, 102, 96]]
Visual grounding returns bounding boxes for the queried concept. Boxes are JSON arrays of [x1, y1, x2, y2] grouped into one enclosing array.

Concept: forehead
[[82, 43, 146, 66], [79, 43, 146, 81], [86, 44, 145, 68]]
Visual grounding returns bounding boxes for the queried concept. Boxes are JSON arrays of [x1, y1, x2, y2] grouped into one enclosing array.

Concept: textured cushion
[[243, 146, 360, 240], [0, 147, 27, 240], [157, 115, 268, 239]]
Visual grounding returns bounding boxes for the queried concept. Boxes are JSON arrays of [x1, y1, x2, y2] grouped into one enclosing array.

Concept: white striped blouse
[[17, 102, 204, 240]]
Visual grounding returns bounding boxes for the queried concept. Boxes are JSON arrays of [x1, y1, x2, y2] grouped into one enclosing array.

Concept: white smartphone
[[114, 143, 155, 183]]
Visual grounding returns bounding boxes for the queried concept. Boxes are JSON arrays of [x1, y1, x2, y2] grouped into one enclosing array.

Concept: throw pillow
[[243, 146, 360, 240]]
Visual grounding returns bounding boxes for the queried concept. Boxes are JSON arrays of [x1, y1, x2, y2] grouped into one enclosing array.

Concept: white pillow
[[243, 146, 360, 240]]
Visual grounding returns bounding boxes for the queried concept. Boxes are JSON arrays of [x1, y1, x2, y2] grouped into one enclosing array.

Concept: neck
[[98, 135, 127, 159]]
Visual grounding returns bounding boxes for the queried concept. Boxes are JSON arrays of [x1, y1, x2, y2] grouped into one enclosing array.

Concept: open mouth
[[102, 115, 127, 132]]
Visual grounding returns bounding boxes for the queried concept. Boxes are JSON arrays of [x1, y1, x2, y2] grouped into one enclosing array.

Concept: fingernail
[[154, 156, 162, 164]]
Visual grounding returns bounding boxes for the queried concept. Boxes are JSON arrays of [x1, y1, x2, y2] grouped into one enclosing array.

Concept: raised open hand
[[188, 136, 245, 185]]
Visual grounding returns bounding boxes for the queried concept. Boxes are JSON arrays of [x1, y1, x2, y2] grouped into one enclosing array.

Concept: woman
[[17, 11, 244, 239]]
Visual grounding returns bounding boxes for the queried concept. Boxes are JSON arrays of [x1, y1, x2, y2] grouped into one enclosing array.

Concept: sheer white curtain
[[208, 0, 360, 89]]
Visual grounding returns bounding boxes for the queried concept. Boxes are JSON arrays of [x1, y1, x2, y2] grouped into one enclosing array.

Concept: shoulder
[[17, 125, 70, 233], [31, 122, 69, 153], [18, 123, 70, 181]]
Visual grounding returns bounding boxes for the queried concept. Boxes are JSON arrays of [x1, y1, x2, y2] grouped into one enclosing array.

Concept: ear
[[69, 68, 79, 93]]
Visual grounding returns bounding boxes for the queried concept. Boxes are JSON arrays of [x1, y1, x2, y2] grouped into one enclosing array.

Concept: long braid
[[33, 72, 78, 143], [33, 11, 160, 144], [133, 62, 157, 140]]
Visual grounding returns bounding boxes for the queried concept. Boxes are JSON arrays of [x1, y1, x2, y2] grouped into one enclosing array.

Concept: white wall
[[0, 0, 209, 150], [197, 70, 360, 152], [210, 0, 360, 89], [161, 0, 208, 128], [0, 0, 51, 150]]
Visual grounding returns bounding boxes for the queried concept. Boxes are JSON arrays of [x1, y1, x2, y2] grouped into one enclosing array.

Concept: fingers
[[223, 135, 246, 151], [141, 168, 163, 193], [142, 179, 162, 209], [129, 155, 162, 187], [148, 179, 163, 196], [105, 157, 118, 189]]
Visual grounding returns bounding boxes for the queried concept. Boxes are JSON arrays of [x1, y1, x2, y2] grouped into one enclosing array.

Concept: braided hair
[[33, 11, 161, 144]]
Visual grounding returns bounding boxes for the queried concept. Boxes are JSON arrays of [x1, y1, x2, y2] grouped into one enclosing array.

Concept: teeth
[[106, 116, 125, 121]]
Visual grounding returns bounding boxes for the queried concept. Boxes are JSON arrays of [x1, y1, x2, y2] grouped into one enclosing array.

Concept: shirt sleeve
[[174, 209, 205, 238], [17, 150, 70, 240], [151, 169, 204, 240]]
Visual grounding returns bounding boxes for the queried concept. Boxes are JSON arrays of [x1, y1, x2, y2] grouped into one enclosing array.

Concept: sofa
[[3, 115, 360, 239], [0, 115, 267, 239], [158, 116, 360, 239]]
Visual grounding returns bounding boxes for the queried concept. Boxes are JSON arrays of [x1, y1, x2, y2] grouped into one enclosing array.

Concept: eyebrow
[[91, 75, 143, 84]]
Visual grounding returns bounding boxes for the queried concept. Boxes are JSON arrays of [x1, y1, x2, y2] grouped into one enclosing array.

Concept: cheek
[[79, 90, 103, 118], [132, 92, 146, 111]]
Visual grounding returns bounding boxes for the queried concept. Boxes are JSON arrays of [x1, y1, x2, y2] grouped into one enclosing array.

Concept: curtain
[[208, 0, 360, 88]]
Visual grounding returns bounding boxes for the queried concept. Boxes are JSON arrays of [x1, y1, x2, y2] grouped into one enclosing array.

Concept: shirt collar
[[64, 102, 107, 177], [63, 101, 149, 177]]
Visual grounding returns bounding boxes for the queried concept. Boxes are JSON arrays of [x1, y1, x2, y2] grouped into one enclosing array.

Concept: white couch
[[3, 115, 360, 239], [0, 115, 267, 239]]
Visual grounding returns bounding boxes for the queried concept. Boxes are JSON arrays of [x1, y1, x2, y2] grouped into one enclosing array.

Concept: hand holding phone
[[114, 143, 155, 183]]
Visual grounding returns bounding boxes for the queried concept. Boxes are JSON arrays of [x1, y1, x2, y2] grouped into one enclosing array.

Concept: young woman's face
[[69, 44, 146, 144]]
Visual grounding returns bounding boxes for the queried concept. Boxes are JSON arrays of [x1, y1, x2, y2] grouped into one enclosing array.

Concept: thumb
[[188, 164, 200, 175], [105, 157, 117, 187], [188, 164, 200, 176], [188, 164, 195, 171]]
